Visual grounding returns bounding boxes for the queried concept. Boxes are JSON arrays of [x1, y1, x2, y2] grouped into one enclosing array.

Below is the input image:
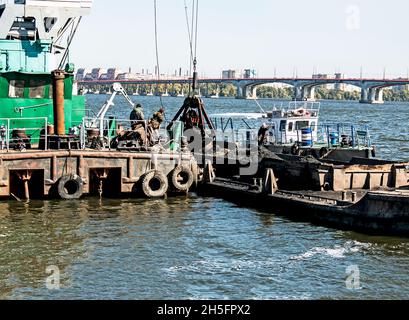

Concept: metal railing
[[316, 123, 371, 148], [0, 117, 48, 151], [210, 116, 372, 150], [80, 117, 175, 151]]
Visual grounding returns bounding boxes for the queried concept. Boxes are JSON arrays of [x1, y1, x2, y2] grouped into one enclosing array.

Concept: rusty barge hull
[[199, 179, 409, 237], [0, 150, 197, 199]]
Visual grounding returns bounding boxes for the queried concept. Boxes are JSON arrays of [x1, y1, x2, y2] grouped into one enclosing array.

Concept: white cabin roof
[[0, 0, 92, 40]]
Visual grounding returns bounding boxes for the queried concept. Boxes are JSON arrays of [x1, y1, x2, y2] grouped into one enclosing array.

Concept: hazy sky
[[71, 0, 409, 78]]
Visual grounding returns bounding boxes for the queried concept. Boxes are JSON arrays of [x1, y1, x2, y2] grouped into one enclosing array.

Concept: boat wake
[[291, 241, 372, 261]]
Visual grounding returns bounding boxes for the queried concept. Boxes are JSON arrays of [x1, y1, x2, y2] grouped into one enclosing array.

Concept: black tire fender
[[141, 170, 168, 198], [57, 174, 84, 200], [169, 165, 194, 192]]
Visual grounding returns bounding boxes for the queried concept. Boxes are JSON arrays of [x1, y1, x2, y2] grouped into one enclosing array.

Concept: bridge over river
[[78, 77, 409, 104]]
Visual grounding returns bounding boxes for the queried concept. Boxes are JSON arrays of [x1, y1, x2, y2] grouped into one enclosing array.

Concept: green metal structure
[[0, 0, 92, 139]]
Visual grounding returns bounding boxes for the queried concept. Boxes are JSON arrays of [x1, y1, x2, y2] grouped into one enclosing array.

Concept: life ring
[[141, 170, 168, 198], [57, 174, 84, 200], [169, 165, 194, 192], [293, 108, 311, 117], [319, 147, 329, 158]]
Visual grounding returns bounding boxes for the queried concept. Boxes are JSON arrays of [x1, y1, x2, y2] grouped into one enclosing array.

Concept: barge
[[199, 170, 409, 237]]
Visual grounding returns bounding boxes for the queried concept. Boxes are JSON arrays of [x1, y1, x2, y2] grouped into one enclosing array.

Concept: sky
[[70, 0, 409, 78]]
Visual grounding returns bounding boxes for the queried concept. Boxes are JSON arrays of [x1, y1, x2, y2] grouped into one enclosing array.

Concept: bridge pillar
[[373, 88, 384, 104], [369, 88, 376, 102], [302, 86, 316, 101], [246, 86, 257, 99], [360, 88, 369, 103], [360, 87, 384, 104], [236, 84, 246, 99], [293, 85, 304, 101]]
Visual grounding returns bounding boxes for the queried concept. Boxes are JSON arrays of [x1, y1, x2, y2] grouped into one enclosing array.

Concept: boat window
[[8, 80, 25, 98], [288, 122, 294, 132], [310, 121, 316, 131], [29, 80, 46, 98], [280, 120, 286, 132], [49, 84, 53, 99], [44, 17, 58, 33], [296, 121, 310, 130]]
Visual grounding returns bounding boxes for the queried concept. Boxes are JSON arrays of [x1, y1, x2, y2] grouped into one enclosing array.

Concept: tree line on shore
[[255, 86, 409, 102]]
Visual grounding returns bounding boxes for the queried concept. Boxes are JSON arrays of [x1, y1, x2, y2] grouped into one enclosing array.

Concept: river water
[[1, 96, 409, 300]]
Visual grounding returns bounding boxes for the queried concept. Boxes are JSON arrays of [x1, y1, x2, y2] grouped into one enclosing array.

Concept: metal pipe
[[52, 70, 66, 136]]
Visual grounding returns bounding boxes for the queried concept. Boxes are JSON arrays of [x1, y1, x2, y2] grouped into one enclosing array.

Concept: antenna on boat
[[57, 17, 83, 70], [184, 0, 200, 96], [153, 0, 164, 110]]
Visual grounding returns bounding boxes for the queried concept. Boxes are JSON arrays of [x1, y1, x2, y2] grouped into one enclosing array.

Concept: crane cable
[[153, 0, 164, 109], [193, 0, 199, 63], [184, 0, 194, 74], [184, 0, 199, 95]]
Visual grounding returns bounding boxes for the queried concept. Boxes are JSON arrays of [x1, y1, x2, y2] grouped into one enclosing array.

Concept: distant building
[[116, 73, 139, 80], [83, 68, 106, 80], [75, 68, 89, 81], [312, 73, 332, 89], [108, 68, 122, 80], [222, 69, 241, 79], [222, 69, 257, 79], [243, 69, 257, 79]]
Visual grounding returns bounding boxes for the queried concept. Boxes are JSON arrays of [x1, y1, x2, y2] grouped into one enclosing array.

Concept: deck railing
[[0, 117, 48, 151], [80, 117, 176, 151]]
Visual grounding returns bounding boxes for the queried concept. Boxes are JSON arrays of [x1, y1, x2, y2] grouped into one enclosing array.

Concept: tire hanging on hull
[[169, 165, 194, 192], [140, 170, 169, 198], [57, 174, 84, 200]]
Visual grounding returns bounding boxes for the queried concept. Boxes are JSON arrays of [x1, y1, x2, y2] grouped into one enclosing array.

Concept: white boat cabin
[[265, 102, 320, 145]]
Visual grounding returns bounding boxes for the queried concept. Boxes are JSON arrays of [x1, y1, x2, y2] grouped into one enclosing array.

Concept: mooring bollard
[[16, 170, 32, 201], [263, 168, 278, 195]]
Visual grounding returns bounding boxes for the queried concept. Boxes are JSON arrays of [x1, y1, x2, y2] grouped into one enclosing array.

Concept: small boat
[[177, 89, 185, 97], [211, 101, 375, 163]]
